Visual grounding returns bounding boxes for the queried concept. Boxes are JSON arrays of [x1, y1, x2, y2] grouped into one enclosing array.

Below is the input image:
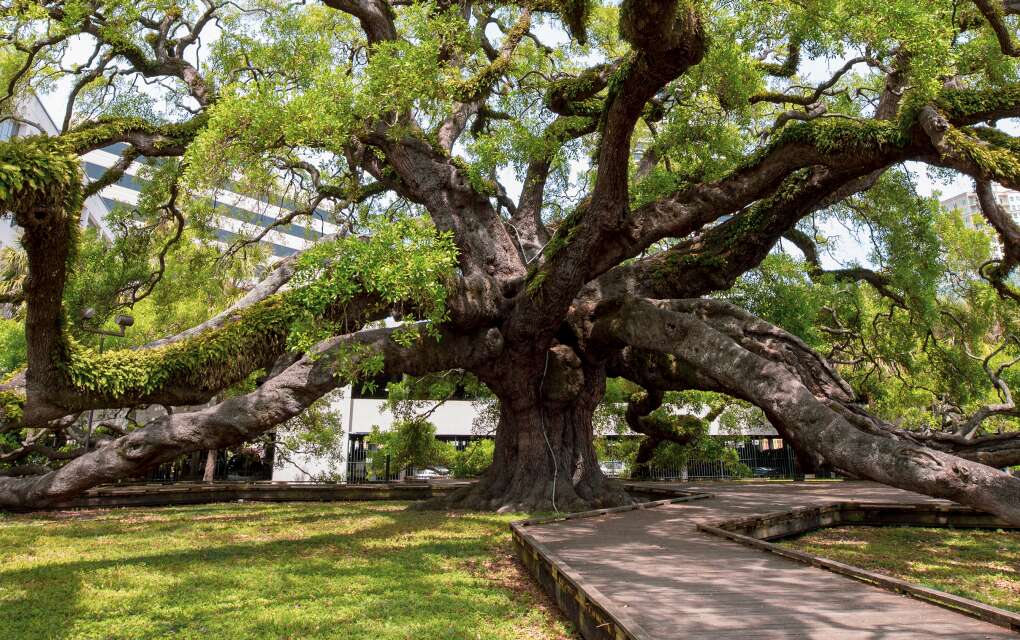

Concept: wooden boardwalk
[[524, 482, 1017, 639]]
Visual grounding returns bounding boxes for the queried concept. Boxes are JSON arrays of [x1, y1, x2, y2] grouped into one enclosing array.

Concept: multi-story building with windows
[[941, 185, 1020, 224], [1, 94, 337, 257]]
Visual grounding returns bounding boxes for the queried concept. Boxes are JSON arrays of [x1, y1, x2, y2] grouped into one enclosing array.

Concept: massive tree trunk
[[443, 345, 629, 512]]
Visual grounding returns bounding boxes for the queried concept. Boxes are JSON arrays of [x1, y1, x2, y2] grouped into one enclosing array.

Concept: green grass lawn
[[780, 526, 1020, 613], [0, 501, 575, 640]]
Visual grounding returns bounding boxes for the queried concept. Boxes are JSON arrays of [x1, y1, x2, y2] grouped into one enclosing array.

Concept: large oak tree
[[2, 0, 1020, 519]]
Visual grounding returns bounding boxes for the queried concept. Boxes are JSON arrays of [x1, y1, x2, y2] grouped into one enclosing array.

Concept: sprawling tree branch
[[0, 323, 505, 508], [596, 298, 1020, 524]]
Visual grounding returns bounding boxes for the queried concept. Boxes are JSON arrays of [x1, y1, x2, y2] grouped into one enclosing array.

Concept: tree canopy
[[2, 0, 1020, 518]]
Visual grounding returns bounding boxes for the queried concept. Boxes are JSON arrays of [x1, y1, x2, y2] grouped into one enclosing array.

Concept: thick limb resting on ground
[[599, 298, 1020, 524], [0, 325, 505, 509]]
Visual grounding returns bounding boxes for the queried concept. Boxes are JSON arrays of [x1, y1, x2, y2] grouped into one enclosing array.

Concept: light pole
[[81, 308, 134, 450]]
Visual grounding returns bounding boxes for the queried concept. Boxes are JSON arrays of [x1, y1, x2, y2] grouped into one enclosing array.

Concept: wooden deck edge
[[696, 507, 1020, 634], [510, 486, 712, 639], [512, 522, 657, 640], [514, 487, 712, 527]]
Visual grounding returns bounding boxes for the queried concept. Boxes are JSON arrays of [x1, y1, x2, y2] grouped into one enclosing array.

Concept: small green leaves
[[0, 136, 82, 221], [0, 389, 24, 423], [289, 215, 457, 350]]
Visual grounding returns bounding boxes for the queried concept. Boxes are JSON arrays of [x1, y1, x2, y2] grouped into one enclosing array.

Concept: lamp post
[[81, 308, 134, 450]]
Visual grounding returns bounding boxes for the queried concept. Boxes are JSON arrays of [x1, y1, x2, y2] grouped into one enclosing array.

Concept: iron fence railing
[[345, 457, 403, 483], [601, 438, 798, 481]]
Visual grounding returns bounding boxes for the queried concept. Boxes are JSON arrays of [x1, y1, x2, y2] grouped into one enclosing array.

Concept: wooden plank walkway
[[524, 482, 1017, 639]]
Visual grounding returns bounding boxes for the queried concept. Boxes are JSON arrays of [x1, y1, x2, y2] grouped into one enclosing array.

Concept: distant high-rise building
[[941, 185, 1020, 225], [0, 94, 336, 257]]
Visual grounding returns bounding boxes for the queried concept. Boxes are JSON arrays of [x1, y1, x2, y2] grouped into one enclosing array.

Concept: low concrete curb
[[697, 501, 1020, 634], [16, 480, 472, 511]]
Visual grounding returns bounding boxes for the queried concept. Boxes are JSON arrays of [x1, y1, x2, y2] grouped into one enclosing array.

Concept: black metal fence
[[345, 434, 483, 482], [602, 437, 798, 481], [142, 435, 800, 485], [145, 442, 275, 482], [346, 436, 401, 482]]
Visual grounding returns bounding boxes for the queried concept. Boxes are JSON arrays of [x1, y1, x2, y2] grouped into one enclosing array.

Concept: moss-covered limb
[[0, 323, 505, 508], [450, 9, 531, 104], [57, 294, 298, 401], [63, 113, 209, 156], [745, 117, 908, 170], [544, 62, 619, 117], [0, 288, 387, 432], [594, 165, 880, 305], [931, 84, 1020, 126], [919, 104, 1020, 188], [952, 126, 1020, 187], [734, 84, 1020, 190]]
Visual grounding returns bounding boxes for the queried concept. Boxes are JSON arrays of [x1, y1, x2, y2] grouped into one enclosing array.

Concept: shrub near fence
[[601, 438, 798, 481]]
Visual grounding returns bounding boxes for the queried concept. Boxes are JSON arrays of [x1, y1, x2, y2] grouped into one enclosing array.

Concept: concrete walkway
[[525, 482, 1016, 639]]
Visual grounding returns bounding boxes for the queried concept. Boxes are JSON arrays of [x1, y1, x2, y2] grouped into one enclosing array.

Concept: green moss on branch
[[57, 295, 297, 399], [0, 137, 82, 219]]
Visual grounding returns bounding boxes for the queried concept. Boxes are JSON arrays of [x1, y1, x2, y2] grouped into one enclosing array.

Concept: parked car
[[752, 466, 778, 477], [412, 467, 450, 480], [600, 460, 627, 477]]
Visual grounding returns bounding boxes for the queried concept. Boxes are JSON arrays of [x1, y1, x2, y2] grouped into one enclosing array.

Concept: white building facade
[[941, 185, 1020, 224], [272, 391, 784, 483]]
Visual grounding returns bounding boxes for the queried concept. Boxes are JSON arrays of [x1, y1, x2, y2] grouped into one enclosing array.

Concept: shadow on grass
[[0, 503, 548, 640]]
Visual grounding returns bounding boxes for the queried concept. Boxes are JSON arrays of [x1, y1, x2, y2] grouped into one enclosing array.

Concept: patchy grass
[[0, 501, 575, 640], [780, 526, 1020, 613]]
